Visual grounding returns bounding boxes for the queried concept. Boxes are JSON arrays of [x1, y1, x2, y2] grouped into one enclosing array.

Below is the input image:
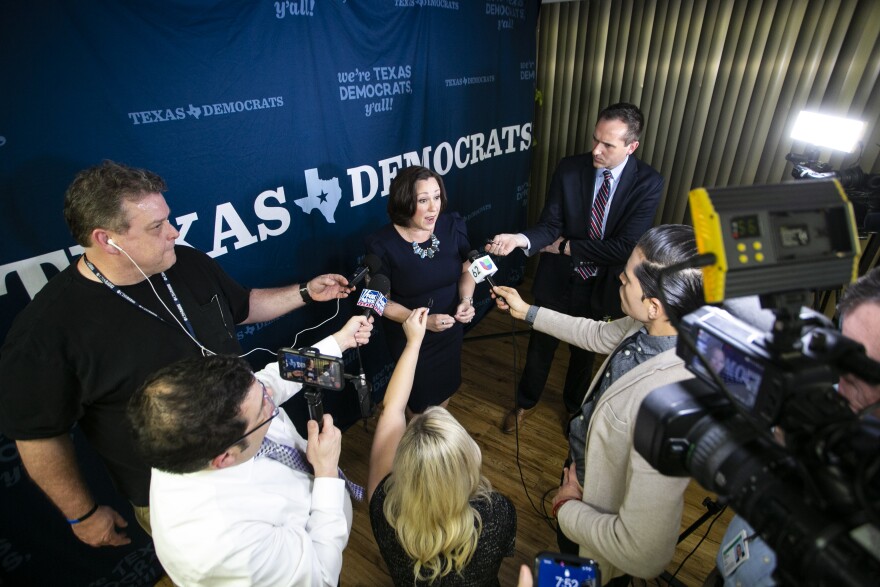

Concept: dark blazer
[[523, 153, 663, 319]]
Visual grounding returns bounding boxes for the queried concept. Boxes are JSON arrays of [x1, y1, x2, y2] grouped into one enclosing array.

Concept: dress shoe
[[501, 406, 534, 434]]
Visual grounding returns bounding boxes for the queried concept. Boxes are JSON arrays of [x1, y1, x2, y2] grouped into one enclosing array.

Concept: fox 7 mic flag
[[356, 288, 387, 316]]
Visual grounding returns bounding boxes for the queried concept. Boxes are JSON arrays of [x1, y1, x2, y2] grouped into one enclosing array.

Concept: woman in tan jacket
[[493, 224, 705, 585]]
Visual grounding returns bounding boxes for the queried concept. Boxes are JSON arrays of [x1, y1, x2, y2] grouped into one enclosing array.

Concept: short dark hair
[[838, 267, 880, 322], [63, 160, 167, 247], [598, 103, 645, 145], [127, 355, 254, 474], [634, 224, 704, 323], [386, 165, 448, 227]]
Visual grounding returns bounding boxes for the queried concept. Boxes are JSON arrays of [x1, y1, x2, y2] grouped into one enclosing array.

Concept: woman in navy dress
[[365, 165, 475, 413]]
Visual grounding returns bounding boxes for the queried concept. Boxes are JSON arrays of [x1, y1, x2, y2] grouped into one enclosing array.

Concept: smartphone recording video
[[534, 551, 600, 587], [278, 347, 345, 391]]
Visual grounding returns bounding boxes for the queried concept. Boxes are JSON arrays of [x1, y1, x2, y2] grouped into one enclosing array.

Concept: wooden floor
[[337, 291, 733, 586]]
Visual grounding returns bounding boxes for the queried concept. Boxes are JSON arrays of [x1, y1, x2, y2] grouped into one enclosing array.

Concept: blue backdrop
[[0, 1, 537, 584]]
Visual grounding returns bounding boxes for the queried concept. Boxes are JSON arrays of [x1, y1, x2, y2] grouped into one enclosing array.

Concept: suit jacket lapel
[[577, 164, 598, 232]]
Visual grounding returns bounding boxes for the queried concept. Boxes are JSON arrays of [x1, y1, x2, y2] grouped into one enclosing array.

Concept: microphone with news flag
[[356, 274, 390, 319], [467, 250, 504, 303], [349, 273, 390, 422]]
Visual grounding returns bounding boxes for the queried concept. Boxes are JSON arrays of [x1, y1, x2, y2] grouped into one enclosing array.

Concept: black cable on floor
[[507, 310, 558, 532], [665, 504, 728, 586]]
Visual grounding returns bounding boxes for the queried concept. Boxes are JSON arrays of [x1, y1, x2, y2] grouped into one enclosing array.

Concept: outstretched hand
[[491, 285, 530, 320], [403, 307, 428, 345], [307, 274, 353, 301], [485, 233, 527, 257], [517, 564, 534, 587], [333, 315, 373, 350]]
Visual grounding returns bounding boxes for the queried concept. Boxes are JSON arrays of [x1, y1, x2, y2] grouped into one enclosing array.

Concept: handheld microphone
[[468, 250, 504, 303], [347, 369, 374, 418], [347, 253, 382, 289], [356, 274, 390, 319], [467, 250, 499, 287]]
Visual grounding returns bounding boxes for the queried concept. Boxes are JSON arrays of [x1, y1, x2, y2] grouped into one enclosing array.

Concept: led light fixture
[[790, 111, 865, 154]]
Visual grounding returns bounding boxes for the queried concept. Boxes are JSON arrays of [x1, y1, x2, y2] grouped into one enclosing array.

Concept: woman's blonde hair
[[382, 406, 493, 583]]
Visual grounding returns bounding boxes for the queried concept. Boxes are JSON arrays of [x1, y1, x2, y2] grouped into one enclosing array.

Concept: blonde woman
[[368, 308, 516, 586]]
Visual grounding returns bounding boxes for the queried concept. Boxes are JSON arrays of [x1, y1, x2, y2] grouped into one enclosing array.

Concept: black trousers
[[517, 279, 596, 414]]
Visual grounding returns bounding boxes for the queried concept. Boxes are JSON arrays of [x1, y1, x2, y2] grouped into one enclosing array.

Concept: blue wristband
[[67, 503, 98, 524]]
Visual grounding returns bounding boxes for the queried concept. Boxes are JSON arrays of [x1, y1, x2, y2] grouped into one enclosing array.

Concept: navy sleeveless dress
[[365, 213, 471, 412]]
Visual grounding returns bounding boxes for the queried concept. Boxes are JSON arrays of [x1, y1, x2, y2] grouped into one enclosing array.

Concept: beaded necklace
[[411, 233, 440, 259]]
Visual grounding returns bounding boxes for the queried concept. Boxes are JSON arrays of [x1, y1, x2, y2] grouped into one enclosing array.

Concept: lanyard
[[82, 255, 198, 339]]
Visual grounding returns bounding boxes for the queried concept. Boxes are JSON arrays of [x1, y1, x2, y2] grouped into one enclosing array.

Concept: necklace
[[411, 233, 440, 259]]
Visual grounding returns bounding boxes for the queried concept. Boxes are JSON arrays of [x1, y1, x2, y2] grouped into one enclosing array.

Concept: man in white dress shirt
[[128, 315, 371, 587]]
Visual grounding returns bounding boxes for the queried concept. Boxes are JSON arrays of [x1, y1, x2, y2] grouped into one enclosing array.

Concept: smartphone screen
[[534, 551, 600, 587], [278, 348, 345, 391]]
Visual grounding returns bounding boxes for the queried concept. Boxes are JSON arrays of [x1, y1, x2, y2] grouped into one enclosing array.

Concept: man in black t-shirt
[[0, 160, 354, 548]]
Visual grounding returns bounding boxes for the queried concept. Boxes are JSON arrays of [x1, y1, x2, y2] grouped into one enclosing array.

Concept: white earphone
[[103, 235, 283, 360]]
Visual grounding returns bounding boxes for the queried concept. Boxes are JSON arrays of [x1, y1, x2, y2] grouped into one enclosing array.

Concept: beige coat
[[533, 310, 693, 584]]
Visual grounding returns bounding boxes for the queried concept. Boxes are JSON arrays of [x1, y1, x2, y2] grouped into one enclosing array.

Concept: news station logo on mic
[[356, 288, 388, 316], [469, 255, 498, 283]]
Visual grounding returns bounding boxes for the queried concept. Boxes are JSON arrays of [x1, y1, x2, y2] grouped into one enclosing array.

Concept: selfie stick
[[303, 385, 324, 432]]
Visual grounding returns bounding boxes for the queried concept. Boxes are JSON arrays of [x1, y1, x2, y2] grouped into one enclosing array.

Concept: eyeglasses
[[228, 380, 279, 448]]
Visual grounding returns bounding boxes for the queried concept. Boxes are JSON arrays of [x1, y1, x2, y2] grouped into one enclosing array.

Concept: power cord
[[289, 298, 342, 348]]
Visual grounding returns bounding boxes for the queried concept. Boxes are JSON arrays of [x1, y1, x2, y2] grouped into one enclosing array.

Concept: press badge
[[721, 528, 750, 577]]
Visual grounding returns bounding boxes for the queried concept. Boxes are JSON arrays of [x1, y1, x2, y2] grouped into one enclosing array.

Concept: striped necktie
[[256, 436, 365, 502], [576, 169, 613, 279]]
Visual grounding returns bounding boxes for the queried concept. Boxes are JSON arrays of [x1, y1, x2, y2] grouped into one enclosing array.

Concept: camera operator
[[712, 267, 880, 586], [835, 268, 880, 415], [493, 224, 704, 585]]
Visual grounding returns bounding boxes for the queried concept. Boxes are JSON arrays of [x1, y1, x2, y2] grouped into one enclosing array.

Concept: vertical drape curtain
[[531, 0, 880, 228]]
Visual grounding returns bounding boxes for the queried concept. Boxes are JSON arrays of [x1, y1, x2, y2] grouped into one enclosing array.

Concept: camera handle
[[303, 385, 324, 432], [759, 292, 813, 352], [804, 327, 880, 385]]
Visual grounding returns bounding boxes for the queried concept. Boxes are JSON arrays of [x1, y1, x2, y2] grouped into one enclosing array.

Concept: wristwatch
[[558, 239, 569, 255], [299, 284, 314, 304]]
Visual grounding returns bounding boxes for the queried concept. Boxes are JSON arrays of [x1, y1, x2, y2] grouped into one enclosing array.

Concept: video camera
[[634, 180, 880, 586]]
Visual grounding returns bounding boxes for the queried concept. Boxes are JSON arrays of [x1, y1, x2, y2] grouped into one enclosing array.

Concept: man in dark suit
[[487, 103, 663, 432]]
